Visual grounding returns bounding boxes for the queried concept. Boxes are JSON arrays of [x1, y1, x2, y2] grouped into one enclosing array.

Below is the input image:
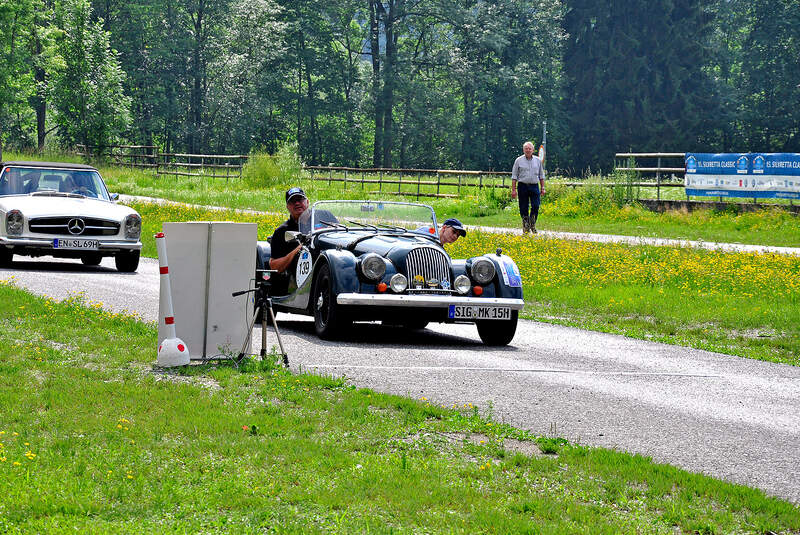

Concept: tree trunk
[[382, 9, 397, 168], [369, 0, 383, 167], [190, 0, 205, 154]]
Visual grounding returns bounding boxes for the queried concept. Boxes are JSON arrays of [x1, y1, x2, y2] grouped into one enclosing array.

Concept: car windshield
[[0, 167, 110, 200], [301, 200, 437, 234]]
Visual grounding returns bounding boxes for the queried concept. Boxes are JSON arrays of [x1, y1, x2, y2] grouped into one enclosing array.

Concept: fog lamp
[[390, 273, 407, 293], [454, 275, 471, 295]]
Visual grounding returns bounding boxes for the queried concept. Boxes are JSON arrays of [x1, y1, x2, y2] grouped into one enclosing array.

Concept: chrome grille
[[28, 216, 120, 236], [405, 246, 451, 288]]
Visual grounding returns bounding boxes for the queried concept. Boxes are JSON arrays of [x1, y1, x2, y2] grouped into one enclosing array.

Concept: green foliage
[[50, 0, 131, 151], [241, 143, 302, 188]]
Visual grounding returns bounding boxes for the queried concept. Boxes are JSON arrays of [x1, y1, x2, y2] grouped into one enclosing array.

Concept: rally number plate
[[53, 238, 100, 250], [448, 305, 511, 320]]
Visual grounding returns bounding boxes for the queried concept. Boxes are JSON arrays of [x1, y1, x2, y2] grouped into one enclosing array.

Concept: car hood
[[317, 230, 443, 257], [0, 195, 137, 220]]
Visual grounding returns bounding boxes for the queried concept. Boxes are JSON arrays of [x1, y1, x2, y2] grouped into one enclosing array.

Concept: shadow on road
[[0, 259, 131, 275], [268, 319, 520, 351]]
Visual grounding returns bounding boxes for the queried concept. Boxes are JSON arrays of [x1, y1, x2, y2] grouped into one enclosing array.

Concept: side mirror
[[110, 193, 120, 201], [285, 230, 300, 242]]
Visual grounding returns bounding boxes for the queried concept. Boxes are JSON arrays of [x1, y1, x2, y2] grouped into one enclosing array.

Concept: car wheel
[[476, 311, 518, 346], [0, 248, 12, 266], [312, 263, 350, 339], [81, 253, 103, 266], [115, 250, 140, 272]]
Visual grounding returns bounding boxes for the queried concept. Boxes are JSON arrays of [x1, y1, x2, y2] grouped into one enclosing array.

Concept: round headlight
[[470, 257, 496, 284], [454, 274, 471, 295], [124, 214, 141, 239], [360, 253, 386, 281], [6, 210, 23, 236], [390, 273, 407, 293]]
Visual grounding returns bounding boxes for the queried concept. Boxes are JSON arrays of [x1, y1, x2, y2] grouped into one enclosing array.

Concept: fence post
[[417, 172, 421, 199], [436, 171, 441, 196], [362, 170, 365, 190], [379, 170, 383, 192], [329, 167, 332, 185], [344, 169, 348, 189], [656, 156, 661, 201]]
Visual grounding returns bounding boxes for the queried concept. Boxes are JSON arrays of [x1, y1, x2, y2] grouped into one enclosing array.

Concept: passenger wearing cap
[[439, 218, 467, 244], [415, 217, 467, 245], [267, 187, 309, 294]]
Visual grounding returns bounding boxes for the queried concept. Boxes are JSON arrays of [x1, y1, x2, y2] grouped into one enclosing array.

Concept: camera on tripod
[[231, 269, 288, 366]]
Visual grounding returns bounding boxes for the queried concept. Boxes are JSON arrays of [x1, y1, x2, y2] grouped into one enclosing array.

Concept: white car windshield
[[0, 167, 110, 200], [301, 200, 438, 234]]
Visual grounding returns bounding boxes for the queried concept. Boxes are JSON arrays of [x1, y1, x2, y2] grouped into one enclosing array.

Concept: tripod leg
[[238, 305, 260, 362], [266, 302, 289, 367], [260, 306, 268, 359]]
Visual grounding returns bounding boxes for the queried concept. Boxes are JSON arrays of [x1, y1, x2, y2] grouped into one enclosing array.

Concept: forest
[[1, 0, 798, 173]]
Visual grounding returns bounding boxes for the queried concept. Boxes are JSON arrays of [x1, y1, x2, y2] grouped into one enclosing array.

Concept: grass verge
[[4, 150, 789, 248], [1, 280, 799, 533]]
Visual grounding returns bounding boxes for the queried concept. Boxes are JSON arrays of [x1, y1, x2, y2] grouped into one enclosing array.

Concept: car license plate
[[448, 304, 511, 320], [53, 238, 100, 250]]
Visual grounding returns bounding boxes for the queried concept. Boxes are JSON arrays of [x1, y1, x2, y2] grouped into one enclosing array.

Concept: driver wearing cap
[[268, 187, 309, 294]]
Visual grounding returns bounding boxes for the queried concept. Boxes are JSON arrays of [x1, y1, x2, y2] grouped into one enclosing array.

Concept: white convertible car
[[0, 161, 142, 272]]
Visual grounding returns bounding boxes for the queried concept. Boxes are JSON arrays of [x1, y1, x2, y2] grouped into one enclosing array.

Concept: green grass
[[1, 281, 799, 533], [7, 150, 796, 247]]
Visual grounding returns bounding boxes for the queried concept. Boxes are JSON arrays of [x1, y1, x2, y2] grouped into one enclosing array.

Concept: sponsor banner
[[685, 153, 800, 198]]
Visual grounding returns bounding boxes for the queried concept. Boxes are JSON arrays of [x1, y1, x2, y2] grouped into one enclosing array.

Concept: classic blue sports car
[[256, 200, 524, 345]]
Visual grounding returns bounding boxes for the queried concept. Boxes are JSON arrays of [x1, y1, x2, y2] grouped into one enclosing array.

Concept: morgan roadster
[[256, 200, 524, 345]]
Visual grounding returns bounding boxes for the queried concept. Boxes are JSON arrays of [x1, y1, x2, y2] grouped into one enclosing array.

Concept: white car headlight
[[390, 273, 407, 293], [6, 210, 23, 236], [470, 257, 496, 284], [124, 214, 141, 239], [360, 253, 386, 281], [454, 275, 471, 294]]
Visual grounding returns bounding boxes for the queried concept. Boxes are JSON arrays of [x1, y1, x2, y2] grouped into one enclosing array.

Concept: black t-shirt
[[268, 216, 300, 295]]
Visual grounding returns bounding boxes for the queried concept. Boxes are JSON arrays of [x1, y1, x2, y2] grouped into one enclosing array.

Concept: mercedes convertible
[[256, 200, 524, 345], [0, 161, 142, 272]]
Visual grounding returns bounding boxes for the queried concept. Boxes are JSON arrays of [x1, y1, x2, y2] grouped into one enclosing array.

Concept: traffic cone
[[155, 231, 190, 367]]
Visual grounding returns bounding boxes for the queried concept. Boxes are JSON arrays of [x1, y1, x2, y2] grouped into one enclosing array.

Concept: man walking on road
[[511, 141, 546, 234]]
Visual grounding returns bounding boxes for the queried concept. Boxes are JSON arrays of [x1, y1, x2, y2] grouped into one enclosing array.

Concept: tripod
[[232, 277, 288, 367]]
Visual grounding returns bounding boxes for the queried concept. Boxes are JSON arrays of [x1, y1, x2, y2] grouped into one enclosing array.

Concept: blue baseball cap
[[285, 187, 307, 202], [442, 218, 466, 237]]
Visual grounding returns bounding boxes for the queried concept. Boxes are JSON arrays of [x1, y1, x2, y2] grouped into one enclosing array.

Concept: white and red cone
[[155, 231, 190, 367]]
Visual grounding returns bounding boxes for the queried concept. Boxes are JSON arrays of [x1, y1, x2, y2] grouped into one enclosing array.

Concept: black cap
[[285, 187, 307, 202], [442, 218, 466, 237]]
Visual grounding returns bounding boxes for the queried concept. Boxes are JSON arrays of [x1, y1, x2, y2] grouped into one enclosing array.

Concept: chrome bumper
[[0, 236, 142, 251], [336, 293, 525, 309]]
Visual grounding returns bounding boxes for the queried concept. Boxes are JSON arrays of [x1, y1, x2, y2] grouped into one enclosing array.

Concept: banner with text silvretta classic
[[684, 153, 800, 199]]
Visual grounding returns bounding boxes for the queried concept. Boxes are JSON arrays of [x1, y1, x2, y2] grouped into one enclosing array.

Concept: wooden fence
[[74, 145, 693, 200], [76, 145, 249, 181], [303, 166, 513, 199], [613, 152, 685, 200]]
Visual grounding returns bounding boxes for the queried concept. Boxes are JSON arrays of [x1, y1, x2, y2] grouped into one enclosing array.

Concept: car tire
[[312, 263, 350, 339], [81, 253, 103, 266], [0, 248, 12, 266], [476, 311, 518, 346], [115, 250, 140, 273]]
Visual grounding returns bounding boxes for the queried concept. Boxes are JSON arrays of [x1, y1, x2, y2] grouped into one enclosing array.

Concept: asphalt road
[[3, 255, 800, 505]]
